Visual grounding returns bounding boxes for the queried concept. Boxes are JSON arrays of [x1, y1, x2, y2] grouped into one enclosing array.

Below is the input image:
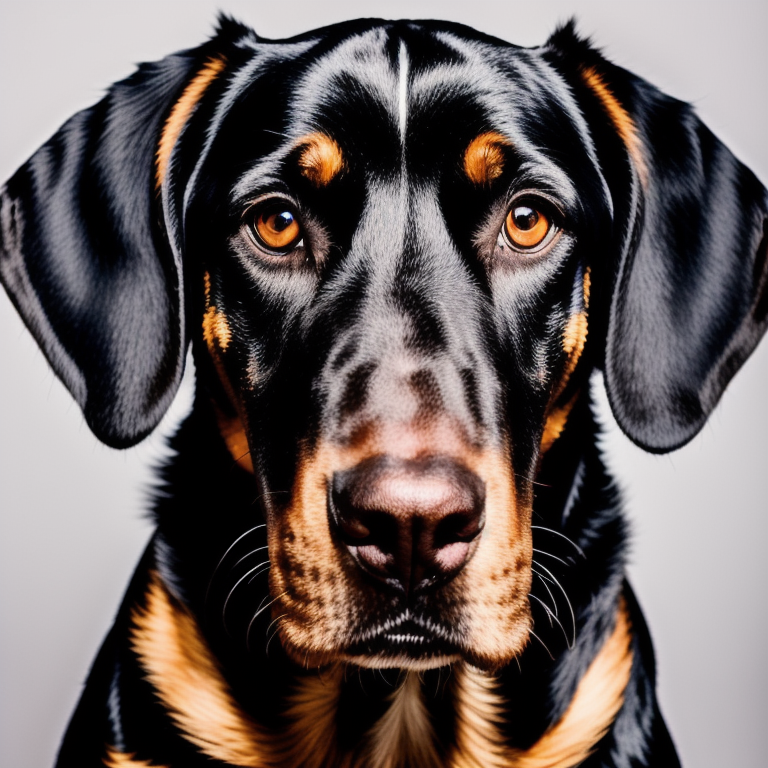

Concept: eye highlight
[[246, 200, 303, 254], [502, 199, 558, 253]]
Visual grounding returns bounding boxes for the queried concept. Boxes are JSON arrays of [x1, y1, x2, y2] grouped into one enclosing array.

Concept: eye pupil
[[513, 206, 538, 231], [270, 211, 295, 233]]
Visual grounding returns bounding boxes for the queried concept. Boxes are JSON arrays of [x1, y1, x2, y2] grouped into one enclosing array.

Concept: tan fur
[[365, 672, 442, 768], [464, 132, 511, 185], [155, 57, 227, 188], [130, 571, 272, 767], [297, 132, 345, 187], [202, 271, 255, 472], [276, 666, 348, 768], [541, 268, 591, 453], [451, 601, 633, 768], [214, 405, 255, 473], [268, 424, 532, 671], [506, 600, 634, 767], [103, 748, 165, 768], [540, 392, 579, 454], [202, 272, 233, 353], [450, 664, 511, 768], [127, 571, 630, 768], [580, 68, 648, 185]]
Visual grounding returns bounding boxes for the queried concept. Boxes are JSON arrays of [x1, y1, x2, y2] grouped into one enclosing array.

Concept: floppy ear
[[0, 35, 233, 448], [546, 24, 768, 453]]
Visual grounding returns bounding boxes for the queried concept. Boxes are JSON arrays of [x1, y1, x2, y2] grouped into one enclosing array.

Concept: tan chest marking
[[507, 600, 633, 767], [364, 671, 442, 768], [156, 56, 227, 189], [103, 748, 164, 768], [130, 572, 271, 767]]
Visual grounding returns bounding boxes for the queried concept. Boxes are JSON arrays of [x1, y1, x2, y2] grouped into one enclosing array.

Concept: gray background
[[0, 1, 765, 766]]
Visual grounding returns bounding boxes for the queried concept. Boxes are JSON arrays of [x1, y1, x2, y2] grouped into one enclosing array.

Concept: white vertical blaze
[[398, 41, 409, 141]]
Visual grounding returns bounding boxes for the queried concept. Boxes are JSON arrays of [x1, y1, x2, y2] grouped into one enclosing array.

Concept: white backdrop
[[0, 1, 766, 766]]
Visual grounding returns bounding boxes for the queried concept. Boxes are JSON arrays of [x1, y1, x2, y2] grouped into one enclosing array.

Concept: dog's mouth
[[343, 609, 462, 668]]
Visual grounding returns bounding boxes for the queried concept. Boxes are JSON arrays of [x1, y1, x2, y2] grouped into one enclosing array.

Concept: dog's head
[[1, 18, 766, 672]]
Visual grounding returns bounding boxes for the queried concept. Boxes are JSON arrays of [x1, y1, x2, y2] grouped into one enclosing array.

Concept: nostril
[[330, 493, 399, 577], [434, 510, 484, 548]]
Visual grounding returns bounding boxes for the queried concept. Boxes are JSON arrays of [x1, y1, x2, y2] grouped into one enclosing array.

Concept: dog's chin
[[343, 652, 462, 671], [280, 633, 524, 673]]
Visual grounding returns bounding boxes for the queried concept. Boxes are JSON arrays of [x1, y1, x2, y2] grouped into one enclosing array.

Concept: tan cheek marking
[[296, 132, 345, 187], [202, 272, 254, 473], [130, 572, 272, 767], [580, 67, 648, 186], [103, 749, 166, 768], [464, 132, 512, 185], [215, 405, 255, 474], [203, 273, 232, 353], [541, 392, 579, 455], [156, 56, 227, 189], [541, 268, 591, 454]]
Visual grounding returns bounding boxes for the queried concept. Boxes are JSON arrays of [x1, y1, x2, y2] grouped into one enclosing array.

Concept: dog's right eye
[[246, 201, 304, 254]]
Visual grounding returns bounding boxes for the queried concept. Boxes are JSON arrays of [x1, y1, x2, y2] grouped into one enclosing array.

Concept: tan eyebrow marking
[[580, 66, 649, 185], [155, 56, 227, 189], [296, 132, 345, 187], [464, 132, 512, 185]]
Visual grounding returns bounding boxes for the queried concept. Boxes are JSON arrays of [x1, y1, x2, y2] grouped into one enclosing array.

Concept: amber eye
[[503, 204, 553, 251], [249, 202, 302, 253]]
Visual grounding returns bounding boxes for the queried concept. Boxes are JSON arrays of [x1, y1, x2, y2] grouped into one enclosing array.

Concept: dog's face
[[1, 19, 766, 678], [189, 25, 613, 670]]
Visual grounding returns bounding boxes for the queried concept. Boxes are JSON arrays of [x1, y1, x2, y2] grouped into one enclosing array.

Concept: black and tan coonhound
[[1, 16, 766, 768]]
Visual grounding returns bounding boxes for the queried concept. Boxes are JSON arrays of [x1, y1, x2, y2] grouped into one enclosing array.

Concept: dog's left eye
[[246, 201, 304, 254], [501, 200, 558, 253]]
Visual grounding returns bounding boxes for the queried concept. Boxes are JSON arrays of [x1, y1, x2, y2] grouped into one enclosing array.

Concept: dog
[[1, 15, 766, 768]]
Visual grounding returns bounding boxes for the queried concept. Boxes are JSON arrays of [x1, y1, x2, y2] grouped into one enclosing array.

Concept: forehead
[[225, 23, 595, 181]]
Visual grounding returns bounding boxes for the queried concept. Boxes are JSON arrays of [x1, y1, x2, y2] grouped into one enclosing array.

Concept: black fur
[[1, 17, 766, 768]]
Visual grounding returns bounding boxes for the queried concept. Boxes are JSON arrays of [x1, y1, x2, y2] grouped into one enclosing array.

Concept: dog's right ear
[[0, 25, 243, 448]]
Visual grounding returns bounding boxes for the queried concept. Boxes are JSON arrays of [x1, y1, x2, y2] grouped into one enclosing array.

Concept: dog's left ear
[[546, 24, 768, 453]]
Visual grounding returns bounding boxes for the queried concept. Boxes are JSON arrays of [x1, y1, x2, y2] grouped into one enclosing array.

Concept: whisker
[[532, 548, 571, 568], [530, 592, 554, 626], [531, 525, 586, 558], [223, 561, 270, 631], [246, 591, 285, 651], [532, 560, 576, 647], [529, 628, 554, 660], [532, 568, 559, 616], [247, 563, 271, 585], [233, 545, 269, 569], [206, 524, 266, 604], [529, 593, 574, 649], [265, 614, 288, 657]]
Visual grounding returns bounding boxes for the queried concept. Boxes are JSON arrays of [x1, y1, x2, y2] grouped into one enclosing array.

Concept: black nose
[[330, 456, 485, 594]]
